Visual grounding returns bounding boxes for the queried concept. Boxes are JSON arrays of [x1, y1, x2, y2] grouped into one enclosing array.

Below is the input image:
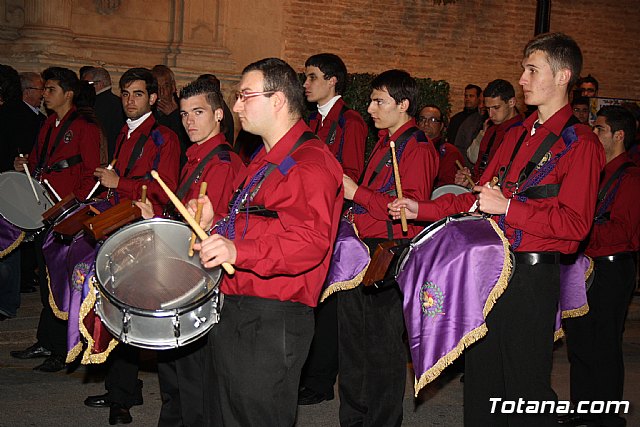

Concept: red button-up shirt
[[180, 133, 245, 213], [112, 115, 180, 214], [585, 152, 640, 257], [433, 136, 464, 186], [472, 113, 523, 180], [28, 107, 101, 199], [218, 120, 343, 307], [417, 104, 605, 254], [308, 97, 367, 181], [353, 119, 438, 239]]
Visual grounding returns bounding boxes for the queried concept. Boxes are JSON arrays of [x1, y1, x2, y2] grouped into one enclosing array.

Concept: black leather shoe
[[109, 404, 132, 425], [33, 355, 66, 372], [85, 393, 110, 408], [10, 343, 52, 359], [297, 386, 334, 405]]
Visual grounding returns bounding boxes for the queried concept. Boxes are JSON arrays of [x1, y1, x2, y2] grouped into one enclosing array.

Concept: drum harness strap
[[477, 121, 522, 177], [36, 111, 81, 177], [215, 131, 316, 240], [350, 126, 421, 240], [110, 122, 162, 204], [163, 144, 233, 218], [593, 161, 635, 224], [311, 104, 350, 163], [496, 115, 580, 249]]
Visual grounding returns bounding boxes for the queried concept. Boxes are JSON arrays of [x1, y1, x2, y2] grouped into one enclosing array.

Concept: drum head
[[431, 184, 471, 200], [0, 171, 54, 229], [95, 219, 221, 313]]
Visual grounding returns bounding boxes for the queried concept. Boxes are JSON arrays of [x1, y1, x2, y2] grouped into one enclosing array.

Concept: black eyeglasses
[[417, 116, 441, 124]]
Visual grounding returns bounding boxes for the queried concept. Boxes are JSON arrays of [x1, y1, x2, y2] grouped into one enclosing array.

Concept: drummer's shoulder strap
[[593, 161, 636, 222], [175, 143, 233, 201], [37, 111, 79, 170], [121, 121, 160, 179]]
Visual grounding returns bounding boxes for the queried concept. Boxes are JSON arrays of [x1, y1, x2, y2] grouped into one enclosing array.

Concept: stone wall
[[1, 0, 638, 113]]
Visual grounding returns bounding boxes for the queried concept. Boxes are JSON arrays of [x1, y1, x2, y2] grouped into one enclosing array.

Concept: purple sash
[[0, 216, 25, 258], [320, 218, 370, 302], [396, 216, 512, 396], [555, 254, 592, 339]]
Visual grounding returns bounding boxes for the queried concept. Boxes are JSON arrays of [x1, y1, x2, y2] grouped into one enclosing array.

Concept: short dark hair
[[242, 58, 304, 118], [465, 84, 482, 97], [180, 79, 224, 111], [119, 67, 158, 96], [597, 105, 637, 150], [571, 96, 590, 108], [418, 104, 446, 125], [304, 53, 348, 95], [483, 79, 515, 102], [0, 64, 22, 105], [197, 73, 221, 93], [577, 74, 599, 92], [371, 69, 419, 116], [523, 32, 583, 91], [42, 66, 79, 94]]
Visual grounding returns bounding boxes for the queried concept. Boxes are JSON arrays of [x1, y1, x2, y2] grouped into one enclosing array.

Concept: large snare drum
[[0, 171, 54, 229], [94, 219, 222, 349]]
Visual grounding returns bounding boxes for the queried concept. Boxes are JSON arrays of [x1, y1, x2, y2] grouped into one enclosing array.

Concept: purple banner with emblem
[[320, 217, 370, 303], [0, 216, 25, 258], [396, 217, 512, 396]]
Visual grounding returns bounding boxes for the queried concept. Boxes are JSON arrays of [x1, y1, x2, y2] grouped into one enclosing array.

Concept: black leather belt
[[514, 251, 560, 265], [593, 252, 636, 263]]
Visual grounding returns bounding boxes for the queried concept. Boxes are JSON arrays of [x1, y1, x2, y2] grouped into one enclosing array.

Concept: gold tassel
[[79, 276, 118, 364], [47, 267, 68, 320], [319, 263, 369, 303]]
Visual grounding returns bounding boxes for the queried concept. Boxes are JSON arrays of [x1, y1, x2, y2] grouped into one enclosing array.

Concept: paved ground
[[0, 292, 639, 426]]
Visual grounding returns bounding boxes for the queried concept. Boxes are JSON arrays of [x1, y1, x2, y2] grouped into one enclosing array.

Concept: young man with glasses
[[417, 104, 464, 186], [193, 57, 343, 426]]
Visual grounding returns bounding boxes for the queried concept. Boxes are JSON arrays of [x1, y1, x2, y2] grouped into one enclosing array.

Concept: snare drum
[[0, 171, 54, 230], [430, 183, 471, 200], [394, 213, 514, 395], [94, 219, 222, 349]]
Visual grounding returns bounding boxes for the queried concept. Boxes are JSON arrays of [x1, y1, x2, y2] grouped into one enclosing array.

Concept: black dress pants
[[299, 292, 338, 397], [157, 336, 211, 427], [207, 295, 314, 427], [105, 344, 142, 409], [463, 263, 560, 427], [564, 258, 636, 427], [337, 283, 406, 427]]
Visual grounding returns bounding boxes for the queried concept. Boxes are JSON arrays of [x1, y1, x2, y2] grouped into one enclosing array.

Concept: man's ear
[[149, 93, 158, 106], [398, 98, 410, 113], [556, 68, 572, 88], [271, 91, 287, 113], [613, 129, 625, 145], [507, 97, 516, 108]]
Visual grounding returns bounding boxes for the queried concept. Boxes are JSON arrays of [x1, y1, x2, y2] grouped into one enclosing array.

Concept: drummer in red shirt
[[390, 33, 605, 426], [561, 105, 640, 427], [340, 70, 439, 426], [192, 58, 343, 426]]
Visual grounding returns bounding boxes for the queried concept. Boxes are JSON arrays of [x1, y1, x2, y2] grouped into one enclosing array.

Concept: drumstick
[[19, 154, 40, 204], [188, 182, 208, 257], [87, 159, 117, 200], [150, 171, 235, 275], [43, 179, 61, 202], [389, 141, 408, 233], [140, 185, 147, 203], [455, 160, 476, 188]]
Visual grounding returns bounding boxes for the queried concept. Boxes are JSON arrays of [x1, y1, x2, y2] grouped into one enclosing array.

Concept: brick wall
[[283, 0, 640, 113]]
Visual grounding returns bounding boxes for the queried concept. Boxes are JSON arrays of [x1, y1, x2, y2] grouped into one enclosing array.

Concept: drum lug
[[193, 315, 207, 329], [121, 310, 131, 341], [172, 313, 181, 347]]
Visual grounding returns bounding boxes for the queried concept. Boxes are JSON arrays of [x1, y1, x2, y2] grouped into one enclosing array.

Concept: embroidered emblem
[[64, 130, 73, 143], [72, 262, 90, 292], [536, 151, 552, 170], [419, 281, 444, 317]]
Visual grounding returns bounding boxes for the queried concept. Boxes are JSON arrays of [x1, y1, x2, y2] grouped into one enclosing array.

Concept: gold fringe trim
[[47, 267, 69, 321], [584, 255, 594, 281], [554, 328, 565, 341], [414, 219, 513, 396], [482, 219, 513, 318], [79, 276, 118, 364], [414, 324, 488, 396], [319, 262, 369, 303], [562, 303, 589, 319], [66, 341, 83, 364], [0, 232, 25, 258]]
